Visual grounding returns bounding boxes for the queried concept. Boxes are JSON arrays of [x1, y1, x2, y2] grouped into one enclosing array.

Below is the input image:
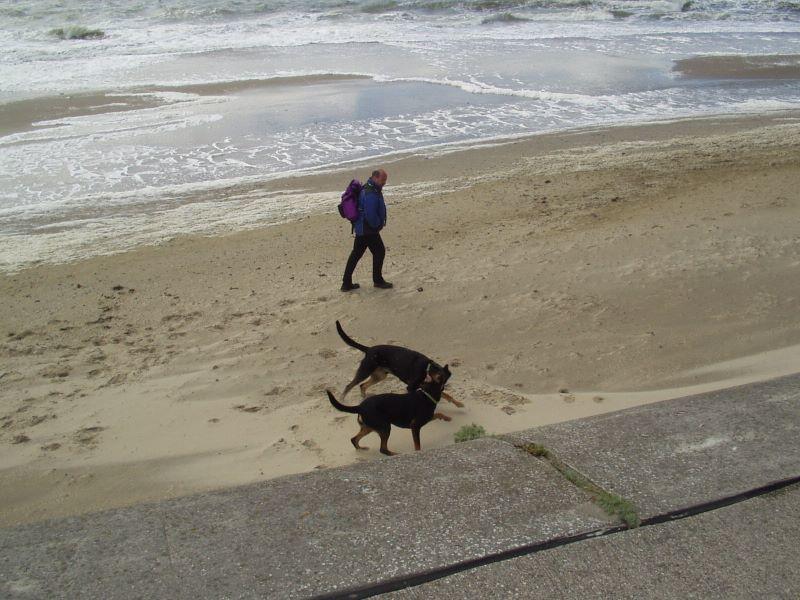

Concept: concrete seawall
[[2, 374, 799, 599]]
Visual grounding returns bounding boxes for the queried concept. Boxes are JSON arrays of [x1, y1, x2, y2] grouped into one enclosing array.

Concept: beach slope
[[1, 113, 799, 526]]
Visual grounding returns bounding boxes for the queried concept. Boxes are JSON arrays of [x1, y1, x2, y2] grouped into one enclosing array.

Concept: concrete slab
[[0, 438, 606, 600], [505, 373, 800, 517], [0, 506, 179, 600], [386, 484, 800, 600]]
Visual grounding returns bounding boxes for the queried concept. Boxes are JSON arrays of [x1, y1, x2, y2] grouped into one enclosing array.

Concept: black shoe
[[341, 283, 360, 292], [373, 281, 393, 289]]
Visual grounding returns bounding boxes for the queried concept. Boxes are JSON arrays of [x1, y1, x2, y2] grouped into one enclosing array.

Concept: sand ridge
[[1, 113, 800, 526]]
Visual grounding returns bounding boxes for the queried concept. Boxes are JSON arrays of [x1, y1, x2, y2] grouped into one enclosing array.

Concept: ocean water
[[1, 0, 800, 268]]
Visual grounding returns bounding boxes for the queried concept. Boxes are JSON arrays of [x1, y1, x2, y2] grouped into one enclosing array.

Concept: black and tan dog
[[327, 365, 452, 455], [335, 320, 463, 409]]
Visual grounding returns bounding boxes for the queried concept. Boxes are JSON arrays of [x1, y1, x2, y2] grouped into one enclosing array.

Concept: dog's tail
[[327, 389, 360, 414], [335, 320, 369, 353]]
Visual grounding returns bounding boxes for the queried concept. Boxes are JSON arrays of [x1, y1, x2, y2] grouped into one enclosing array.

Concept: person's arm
[[379, 194, 387, 227], [364, 190, 382, 229]]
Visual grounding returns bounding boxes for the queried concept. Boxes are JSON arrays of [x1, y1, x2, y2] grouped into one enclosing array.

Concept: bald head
[[371, 169, 388, 187]]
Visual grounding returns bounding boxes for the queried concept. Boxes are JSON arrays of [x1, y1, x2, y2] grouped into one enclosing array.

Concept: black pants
[[343, 233, 385, 285]]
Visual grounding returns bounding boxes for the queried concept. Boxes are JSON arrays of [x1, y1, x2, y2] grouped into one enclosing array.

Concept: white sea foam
[[2, 2, 800, 96]]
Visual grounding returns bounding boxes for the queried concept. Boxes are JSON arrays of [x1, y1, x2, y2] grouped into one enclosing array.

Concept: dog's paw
[[454, 401, 465, 408]]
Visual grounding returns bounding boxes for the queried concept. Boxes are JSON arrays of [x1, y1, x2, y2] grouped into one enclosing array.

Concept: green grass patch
[[595, 491, 641, 528], [454, 423, 487, 443], [523, 442, 549, 458], [50, 26, 105, 40]]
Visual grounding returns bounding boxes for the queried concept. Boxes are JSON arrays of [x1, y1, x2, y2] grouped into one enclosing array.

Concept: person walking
[[341, 169, 393, 291]]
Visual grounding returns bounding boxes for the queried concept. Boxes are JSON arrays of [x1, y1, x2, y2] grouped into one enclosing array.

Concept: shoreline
[[1, 111, 799, 527], [3, 108, 800, 273]]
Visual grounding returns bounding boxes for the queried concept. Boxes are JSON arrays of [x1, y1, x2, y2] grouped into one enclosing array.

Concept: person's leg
[[365, 233, 386, 284], [343, 236, 368, 288]]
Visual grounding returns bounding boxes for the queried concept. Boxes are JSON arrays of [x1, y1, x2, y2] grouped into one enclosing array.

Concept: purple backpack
[[338, 179, 362, 222]]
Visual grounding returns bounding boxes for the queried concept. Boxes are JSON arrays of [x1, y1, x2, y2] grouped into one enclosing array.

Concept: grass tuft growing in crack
[[595, 492, 640, 528], [524, 442, 549, 457], [521, 443, 641, 528]]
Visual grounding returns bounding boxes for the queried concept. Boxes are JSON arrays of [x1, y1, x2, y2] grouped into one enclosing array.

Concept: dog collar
[[418, 388, 439, 405]]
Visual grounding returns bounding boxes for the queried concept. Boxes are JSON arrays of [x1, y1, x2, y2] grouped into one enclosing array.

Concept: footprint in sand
[[561, 393, 576, 404], [305, 383, 328, 397], [40, 365, 71, 379], [264, 386, 287, 397], [233, 405, 261, 413], [593, 396, 604, 404], [102, 373, 127, 387], [28, 415, 50, 427], [74, 426, 105, 446], [8, 330, 34, 341], [301, 440, 324, 456], [475, 390, 527, 407]]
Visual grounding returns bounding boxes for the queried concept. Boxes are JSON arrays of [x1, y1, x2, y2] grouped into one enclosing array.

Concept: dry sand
[[2, 112, 800, 526]]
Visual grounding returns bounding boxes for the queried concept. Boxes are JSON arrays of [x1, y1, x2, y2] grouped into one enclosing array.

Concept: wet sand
[[0, 74, 372, 137], [673, 54, 800, 79], [1, 111, 800, 527], [0, 93, 168, 137]]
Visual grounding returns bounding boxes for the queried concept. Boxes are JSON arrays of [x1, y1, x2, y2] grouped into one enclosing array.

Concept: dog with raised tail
[[335, 320, 463, 410], [327, 364, 452, 456]]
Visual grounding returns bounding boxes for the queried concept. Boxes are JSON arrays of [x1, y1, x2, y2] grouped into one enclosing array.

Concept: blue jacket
[[354, 178, 387, 236]]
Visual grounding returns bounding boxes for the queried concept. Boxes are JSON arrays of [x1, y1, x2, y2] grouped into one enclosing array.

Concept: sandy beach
[[2, 111, 800, 527]]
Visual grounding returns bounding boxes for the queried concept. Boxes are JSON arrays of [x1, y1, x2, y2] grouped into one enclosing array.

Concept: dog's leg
[[433, 412, 452, 422], [342, 360, 376, 400], [351, 425, 372, 450], [378, 428, 395, 456], [340, 377, 361, 401], [411, 427, 421, 451], [360, 368, 388, 397], [441, 391, 464, 408]]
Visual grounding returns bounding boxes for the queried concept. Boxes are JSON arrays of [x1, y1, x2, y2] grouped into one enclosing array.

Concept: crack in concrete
[[513, 440, 641, 528]]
